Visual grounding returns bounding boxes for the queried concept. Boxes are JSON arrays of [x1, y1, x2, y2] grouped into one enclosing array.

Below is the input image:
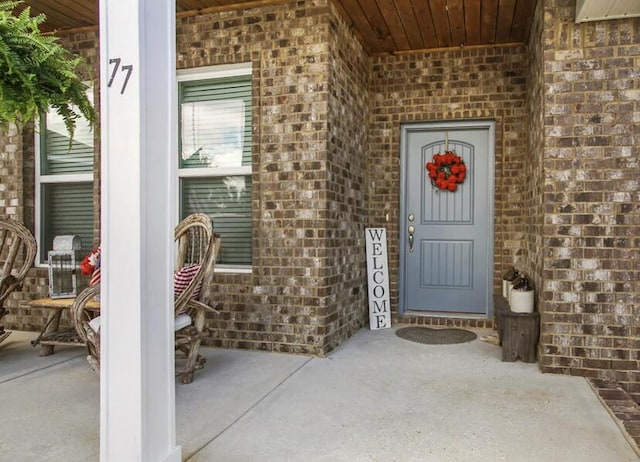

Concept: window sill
[[214, 266, 252, 274]]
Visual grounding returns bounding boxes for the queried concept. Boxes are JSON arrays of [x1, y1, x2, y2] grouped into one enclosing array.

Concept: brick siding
[[323, 8, 370, 351], [524, 0, 546, 302], [0, 0, 638, 399], [4, 1, 369, 355], [524, 0, 548, 371], [0, 123, 25, 223], [174, 0, 369, 354], [533, 0, 640, 403], [1, 30, 100, 333]]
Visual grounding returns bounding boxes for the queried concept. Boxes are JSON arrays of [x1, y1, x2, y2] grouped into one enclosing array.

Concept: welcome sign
[[365, 228, 391, 330]]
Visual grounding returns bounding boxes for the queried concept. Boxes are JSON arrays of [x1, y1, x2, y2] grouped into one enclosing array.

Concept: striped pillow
[[90, 267, 101, 286], [174, 264, 201, 299]]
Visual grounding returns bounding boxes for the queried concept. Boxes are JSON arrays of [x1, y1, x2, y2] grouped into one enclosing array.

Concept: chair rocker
[[0, 218, 37, 344], [71, 213, 220, 384]]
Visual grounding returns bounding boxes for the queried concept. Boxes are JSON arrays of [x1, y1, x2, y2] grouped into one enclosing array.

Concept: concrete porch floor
[[0, 327, 638, 462]]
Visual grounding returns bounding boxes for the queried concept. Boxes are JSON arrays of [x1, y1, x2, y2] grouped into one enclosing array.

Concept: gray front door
[[400, 121, 494, 315]]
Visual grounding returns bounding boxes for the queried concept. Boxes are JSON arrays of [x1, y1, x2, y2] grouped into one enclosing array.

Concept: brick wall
[[4, 0, 369, 355], [176, 0, 367, 354], [0, 124, 25, 223], [524, 0, 546, 310], [2, 1, 638, 391], [537, 0, 640, 402], [323, 5, 369, 351], [0, 122, 41, 327], [369, 45, 529, 327], [5, 1, 357, 354], [181, 0, 370, 354], [2, 30, 100, 332]]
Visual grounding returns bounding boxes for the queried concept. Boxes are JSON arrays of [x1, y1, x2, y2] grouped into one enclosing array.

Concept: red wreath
[[425, 151, 467, 192]]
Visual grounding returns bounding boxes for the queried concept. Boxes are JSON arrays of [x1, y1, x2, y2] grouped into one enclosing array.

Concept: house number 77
[[107, 58, 134, 95]]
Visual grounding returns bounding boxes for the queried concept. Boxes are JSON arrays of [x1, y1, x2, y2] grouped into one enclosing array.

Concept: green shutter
[[41, 183, 94, 262], [179, 76, 252, 169], [180, 176, 252, 266]]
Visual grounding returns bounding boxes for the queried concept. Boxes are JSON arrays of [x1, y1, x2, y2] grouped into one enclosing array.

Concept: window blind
[[179, 74, 253, 267], [41, 114, 94, 175], [41, 182, 94, 260], [179, 76, 252, 169], [38, 88, 96, 264], [180, 176, 252, 266]]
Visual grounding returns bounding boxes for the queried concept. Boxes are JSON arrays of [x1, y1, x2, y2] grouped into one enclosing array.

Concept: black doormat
[[395, 327, 477, 345]]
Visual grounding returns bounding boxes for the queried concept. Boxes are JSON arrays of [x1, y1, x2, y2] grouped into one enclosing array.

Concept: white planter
[[510, 290, 534, 313]]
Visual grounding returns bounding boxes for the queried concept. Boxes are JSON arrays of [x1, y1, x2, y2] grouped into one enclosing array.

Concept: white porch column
[[99, 1, 179, 461]]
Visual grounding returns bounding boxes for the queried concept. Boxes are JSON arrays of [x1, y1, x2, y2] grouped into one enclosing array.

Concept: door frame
[[398, 119, 496, 316]]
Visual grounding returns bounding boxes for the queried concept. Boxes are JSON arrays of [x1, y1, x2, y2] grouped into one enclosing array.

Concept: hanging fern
[[0, 1, 96, 138]]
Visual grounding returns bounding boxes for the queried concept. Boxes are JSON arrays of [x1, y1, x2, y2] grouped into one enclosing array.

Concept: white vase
[[510, 290, 534, 313], [507, 281, 516, 301]]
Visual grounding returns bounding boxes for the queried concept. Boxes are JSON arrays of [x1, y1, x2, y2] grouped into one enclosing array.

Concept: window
[[36, 92, 95, 264], [178, 65, 253, 269]]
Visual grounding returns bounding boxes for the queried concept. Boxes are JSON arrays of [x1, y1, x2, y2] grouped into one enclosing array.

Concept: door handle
[[408, 225, 415, 253]]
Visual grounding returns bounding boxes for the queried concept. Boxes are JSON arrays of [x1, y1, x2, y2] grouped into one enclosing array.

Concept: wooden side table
[[494, 294, 540, 363], [27, 297, 100, 356]]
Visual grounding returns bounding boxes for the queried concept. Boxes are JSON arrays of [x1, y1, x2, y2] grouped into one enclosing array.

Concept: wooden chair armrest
[[0, 274, 19, 306], [70, 284, 101, 343], [181, 299, 220, 316]]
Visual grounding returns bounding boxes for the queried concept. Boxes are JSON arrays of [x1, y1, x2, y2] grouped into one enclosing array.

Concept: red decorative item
[[425, 151, 467, 192], [81, 246, 101, 286]]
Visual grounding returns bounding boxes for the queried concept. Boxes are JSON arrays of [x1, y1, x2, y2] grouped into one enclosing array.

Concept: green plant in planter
[[0, 1, 96, 138]]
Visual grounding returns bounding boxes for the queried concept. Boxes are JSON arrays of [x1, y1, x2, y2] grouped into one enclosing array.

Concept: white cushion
[[88, 316, 101, 333], [86, 314, 192, 333], [174, 313, 192, 331]]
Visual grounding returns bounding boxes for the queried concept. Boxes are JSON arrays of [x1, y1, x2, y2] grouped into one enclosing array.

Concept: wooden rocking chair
[[71, 213, 220, 384], [0, 218, 37, 344], [174, 213, 221, 383]]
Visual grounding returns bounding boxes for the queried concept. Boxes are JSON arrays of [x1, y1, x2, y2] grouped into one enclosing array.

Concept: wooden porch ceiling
[[20, 0, 537, 55]]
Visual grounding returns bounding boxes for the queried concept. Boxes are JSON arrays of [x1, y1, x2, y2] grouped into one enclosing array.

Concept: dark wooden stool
[[494, 294, 540, 363]]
